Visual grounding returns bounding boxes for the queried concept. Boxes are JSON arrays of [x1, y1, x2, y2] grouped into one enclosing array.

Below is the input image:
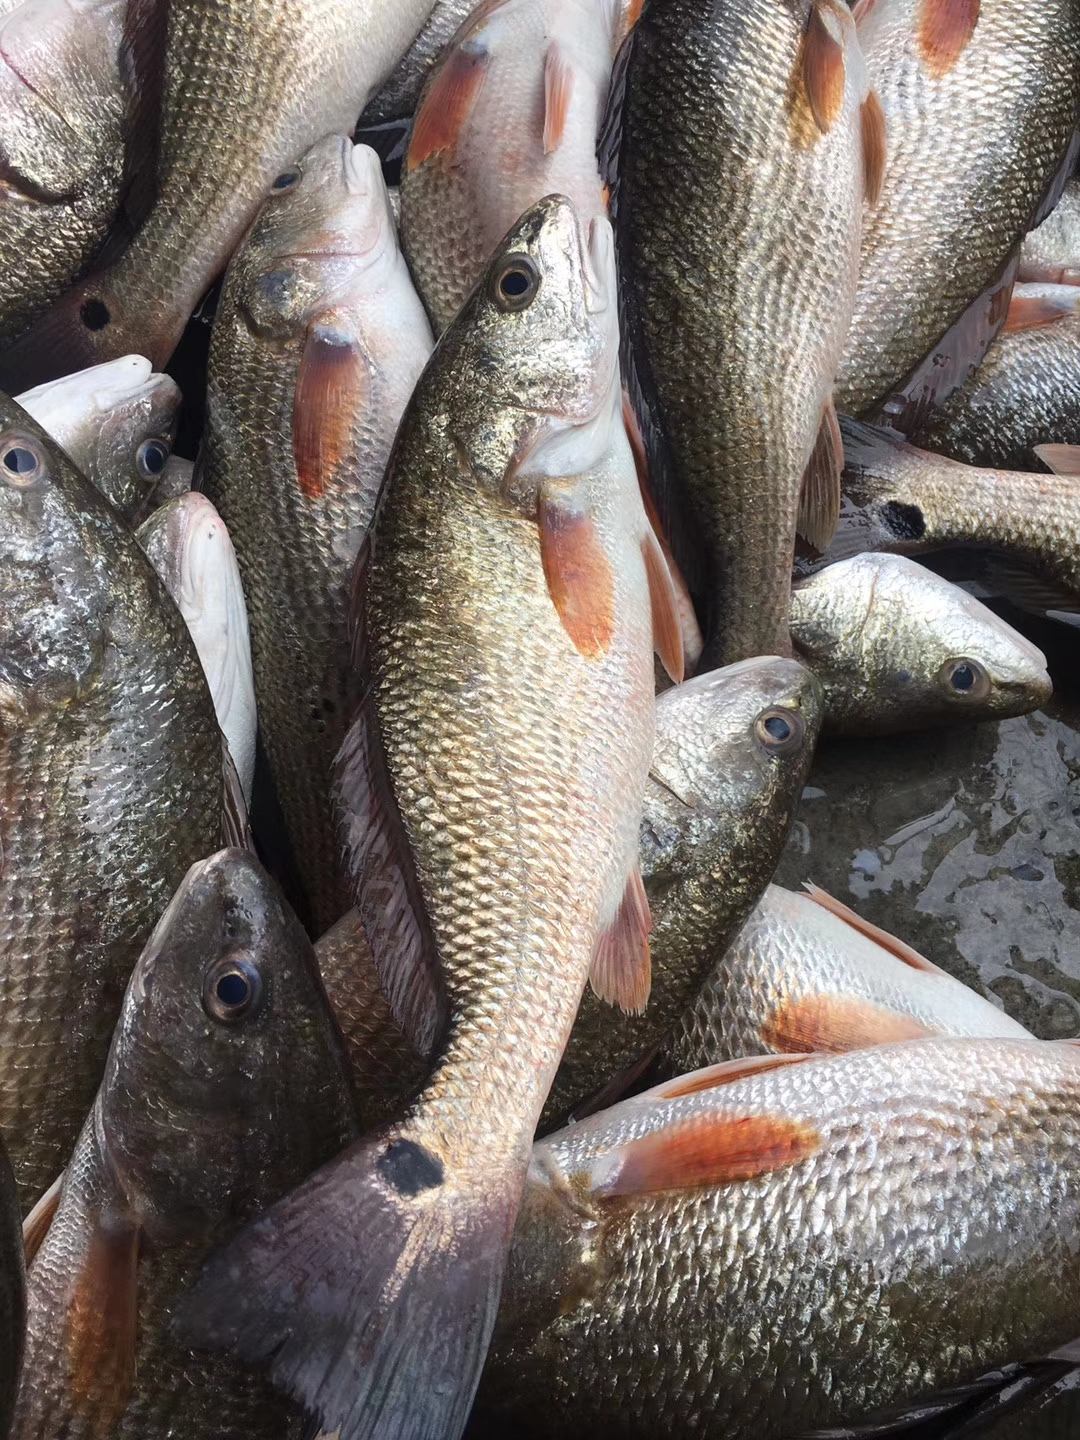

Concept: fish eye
[[491, 255, 540, 312], [136, 438, 171, 479], [202, 955, 264, 1023], [940, 656, 990, 701], [271, 168, 300, 193], [754, 706, 805, 754], [0, 435, 44, 488]]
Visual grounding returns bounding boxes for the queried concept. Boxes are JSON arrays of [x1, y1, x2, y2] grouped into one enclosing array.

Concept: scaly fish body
[[836, 0, 1080, 420], [0, 0, 440, 384], [1019, 179, 1080, 286], [182, 197, 664, 1440], [791, 552, 1051, 732], [479, 1038, 1080, 1437], [137, 493, 257, 802], [914, 285, 1080, 470], [0, 0, 139, 350], [834, 417, 1080, 605], [611, 0, 873, 663], [361, 0, 479, 127], [0, 394, 223, 1207], [401, 0, 628, 331], [17, 357, 179, 521], [0, 1143, 22, 1440], [13, 849, 358, 1438], [202, 137, 432, 932], [666, 883, 1030, 1077]]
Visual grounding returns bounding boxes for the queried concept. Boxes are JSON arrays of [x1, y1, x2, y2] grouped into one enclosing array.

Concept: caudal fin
[[177, 1125, 520, 1440]]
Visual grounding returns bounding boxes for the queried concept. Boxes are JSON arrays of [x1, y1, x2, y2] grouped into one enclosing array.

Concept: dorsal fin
[[802, 883, 945, 973]]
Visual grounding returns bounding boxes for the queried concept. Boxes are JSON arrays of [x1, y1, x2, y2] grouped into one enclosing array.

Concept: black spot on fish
[[377, 1140, 443, 1196], [80, 299, 111, 330], [880, 501, 926, 541]]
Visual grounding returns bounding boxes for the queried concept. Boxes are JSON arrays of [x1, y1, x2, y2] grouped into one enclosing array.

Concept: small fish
[[477, 1038, 1080, 1438], [0, 0, 442, 385], [791, 552, 1052, 733], [665, 883, 1031, 1078], [0, 393, 225, 1207], [137, 493, 257, 802], [1020, 179, 1080, 286], [836, 0, 1080, 424], [401, 0, 630, 331], [12, 848, 358, 1439], [16, 357, 179, 522], [181, 197, 672, 1440], [609, 0, 878, 664], [831, 417, 1080, 619], [912, 284, 1080, 470], [201, 137, 432, 933], [360, 0, 479, 127], [0, 0, 156, 351]]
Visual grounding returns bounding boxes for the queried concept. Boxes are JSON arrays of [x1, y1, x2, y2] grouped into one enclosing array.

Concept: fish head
[[0, 394, 114, 716], [97, 849, 357, 1242], [236, 138, 402, 341], [18, 356, 180, 521], [644, 657, 825, 876], [792, 554, 1053, 731], [450, 194, 621, 496]]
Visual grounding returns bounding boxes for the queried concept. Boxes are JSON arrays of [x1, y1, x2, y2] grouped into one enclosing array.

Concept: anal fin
[[798, 398, 843, 551], [590, 866, 651, 1014]]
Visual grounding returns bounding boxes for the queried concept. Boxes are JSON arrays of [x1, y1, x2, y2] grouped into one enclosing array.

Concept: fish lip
[[580, 215, 614, 316], [274, 249, 374, 263]]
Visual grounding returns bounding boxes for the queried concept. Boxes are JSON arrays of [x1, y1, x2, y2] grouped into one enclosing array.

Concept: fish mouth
[[19, 355, 162, 415]]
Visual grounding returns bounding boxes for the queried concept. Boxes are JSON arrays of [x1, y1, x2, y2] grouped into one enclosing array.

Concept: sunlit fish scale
[[1019, 179, 1080, 286]]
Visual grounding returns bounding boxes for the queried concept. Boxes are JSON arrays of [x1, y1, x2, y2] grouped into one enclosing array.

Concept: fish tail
[[177, 1118, 522, 1440]]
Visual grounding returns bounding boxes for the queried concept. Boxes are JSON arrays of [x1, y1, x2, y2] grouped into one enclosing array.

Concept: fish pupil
[[272, 170, 299, 191], [500, 268, 531, 298], [951, 664, 975, 692], [139, 440, 169, 475], [215, 971, 250, 1007], [2, 447, 36, 475], [764, 714, 792, 742], [80, 299, 111, 331]]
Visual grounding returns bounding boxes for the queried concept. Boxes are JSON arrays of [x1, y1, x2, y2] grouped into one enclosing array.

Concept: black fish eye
[[271, 168, 300, 193], [202, 955, 264, 1023], [136, 438, 170, 478], [491, 255, 540, 311], [940, 656, 990, 701], [754, 706, 805, 754], [1, 436, 43, 487]]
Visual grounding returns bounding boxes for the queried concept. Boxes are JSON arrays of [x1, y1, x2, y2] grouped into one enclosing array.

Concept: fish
[[0, 0, 441, 386], [0, 1141, 22, 1440], [664, 883, 1031, 1080], [911, 284, 1080, 470], [835, 0, 1080, 425], [180, 196, 673, 1440], [830, 417, 1080, 618], [0, 393, 225, 1208], [137, 493, 257, 802], [12, 848, 359, 1439], [401, 0, 630, 332], [475, 1037, 1080, 1438], [607, 0, 877, 666], [791, 552, 1052, 733], [200, 136, 432, 934], [16, 357, 179, 523], [1019, 178, 1080, 286], [155, 454, 194, 507], [0, 0, 154, 352], [360, 0, 477, 127]]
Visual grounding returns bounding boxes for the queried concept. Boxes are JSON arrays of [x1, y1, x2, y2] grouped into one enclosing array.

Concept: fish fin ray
[[917, 0, 980, 77], [293, 319, 369, 500], [641, 530, 684, 684], [537, 487, 615, 660], [1035, 444, 1080, 477], [649, 1055, 815, 1099], [590, 867, 652, 1014], [802, 3, 846, 135], [801, 883, 945, 973], [65, 1214, 140, 1430], [1002, 293, 1077, 333], [542, 43, 574, 154], [978, 555, 1080, 622], [798, 398, 843, 551], [761, 993, 936, 1054], [860, 90, 887, 205], [406, 44, 488, 171], [23, 1172, 63, 1262], [221, 741, 253, 853]]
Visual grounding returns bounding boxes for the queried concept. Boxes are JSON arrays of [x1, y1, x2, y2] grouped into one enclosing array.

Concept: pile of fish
[[0, 0, 1076, 1436]]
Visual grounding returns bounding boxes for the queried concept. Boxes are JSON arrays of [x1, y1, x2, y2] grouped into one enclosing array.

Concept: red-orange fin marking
[[802, 882, 946, 974], [649, 1055, 814, 1099], [802, 3, 846, 135], [917, 0, 980, 78], [542, 43, 574, 154], [406, 43, 489, 171], [1002, 291, 1078, 334], [66, 1216, 140, 1431], [762, 993, 936, 1054], [293, 320, 368, 500], [590, 867, 652, 1014], [642, 530, 685, 684], [538, 487, 615, 660], [860, 90, 887, 205]]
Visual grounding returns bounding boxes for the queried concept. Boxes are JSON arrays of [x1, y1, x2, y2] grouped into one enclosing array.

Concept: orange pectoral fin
[[292, 319, 368, 500], [538, 487, 615, 660], [860, 90, 887, 205], [802, 3, 846, 135], [406, 43, 489, 171], [542, 43, 574, 154], [917, 0, 980, 77], [761, 993, 936, 1054], [66, 1214, 140, 1433]]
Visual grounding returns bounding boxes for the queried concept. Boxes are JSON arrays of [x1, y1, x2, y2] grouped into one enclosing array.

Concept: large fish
[[608, 0, 879, 664], [17, 357, 179, 522], [0, 394, 224, 1207], [912, 284, 1080, 470], [831, 417, 1080, 616], [360, 0, 478, 127], [1020, 179, 1080, 286], [137, 493, 257, 802], [476, 1038, 1080, 1438], [201, 136, 432, 933], [0, 0, 440, 386], [791, 552, 1052, 732], [12, 849, 358, 1439], [836, 0, 1080, 424], [665, 883, 1030, 1079], [401, 0, 630, 331], [181, 196, 673, 1440], [0, 0, 155, 352]]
